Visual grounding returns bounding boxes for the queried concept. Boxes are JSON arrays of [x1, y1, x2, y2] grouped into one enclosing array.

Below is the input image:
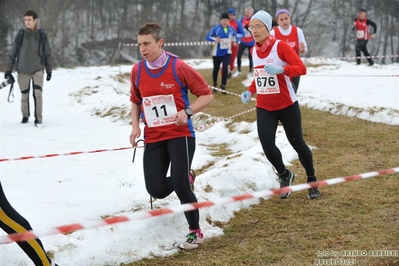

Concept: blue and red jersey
[[130, 55, 211, 143]]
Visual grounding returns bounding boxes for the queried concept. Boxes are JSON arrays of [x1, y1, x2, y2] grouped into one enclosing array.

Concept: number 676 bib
[[142, 94, 177, 127], [253, 68, 280, 94]]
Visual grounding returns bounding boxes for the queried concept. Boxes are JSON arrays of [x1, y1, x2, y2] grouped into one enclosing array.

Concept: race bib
[[253, 68, 280, 95], [356, 30, 365, 39], [220, 38, 231, 49], [142, 94, 177, 127]]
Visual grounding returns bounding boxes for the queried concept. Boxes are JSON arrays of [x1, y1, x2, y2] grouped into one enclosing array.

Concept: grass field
[[123, 67, 399, 266]]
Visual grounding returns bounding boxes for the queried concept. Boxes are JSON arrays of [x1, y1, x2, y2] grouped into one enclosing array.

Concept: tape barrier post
[[1, 167, 398, 245]]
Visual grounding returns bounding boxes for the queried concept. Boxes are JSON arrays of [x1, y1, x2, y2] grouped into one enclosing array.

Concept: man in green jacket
[[5, 10, 52, 127]]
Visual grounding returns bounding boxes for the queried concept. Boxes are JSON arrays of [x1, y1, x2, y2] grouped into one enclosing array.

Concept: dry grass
[[121, 67, 399, 266]]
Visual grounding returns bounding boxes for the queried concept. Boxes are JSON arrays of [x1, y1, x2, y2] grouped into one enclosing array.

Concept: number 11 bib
[[142, 94, 177, 127]]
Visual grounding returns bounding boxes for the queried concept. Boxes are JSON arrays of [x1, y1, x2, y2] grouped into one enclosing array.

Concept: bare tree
[[1, 0, 397, 69]]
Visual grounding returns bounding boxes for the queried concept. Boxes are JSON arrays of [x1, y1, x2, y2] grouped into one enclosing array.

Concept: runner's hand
[[264, 65, 284, 75], [173, 110, 188, 126], [130, 128, 141, 147], [241, 91, 252, 104]]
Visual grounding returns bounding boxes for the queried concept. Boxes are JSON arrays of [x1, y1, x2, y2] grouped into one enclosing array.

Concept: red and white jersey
[[248, 39, 306, 111], [130, 55, 211, 143], [355, 18, 370, 40], [271, 25, 307, 55]]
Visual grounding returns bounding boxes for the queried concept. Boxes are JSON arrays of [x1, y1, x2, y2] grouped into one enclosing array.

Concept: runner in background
[[225, 7, 245, 79], [240, 10, 321, 200], [0, 181, 58, 266], [232, 6, 255, 79], [270, 9, 307, 93], [206, 12, 238, 93], [351, 8, 377, 66], [130, 22, 213, 250]]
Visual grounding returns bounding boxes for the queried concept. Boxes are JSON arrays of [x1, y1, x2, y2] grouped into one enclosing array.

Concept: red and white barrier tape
[[209, 85, 243, 98], [121, 40, 399, 61], [310, 54, 399, 61], [122, 41, 213, 47], [0, 147, 136, 163], [307, 74, 399, 77], [0, 88, 251, 162], [195, 107, 256, 131], [1, 167, 398, 244]]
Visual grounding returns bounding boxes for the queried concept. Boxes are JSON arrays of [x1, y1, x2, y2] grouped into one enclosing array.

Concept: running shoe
[[232, 71, 241, 78], [179, 231, 204, 250], [279, 170, 295, 199], [308, 187, 321, 199]]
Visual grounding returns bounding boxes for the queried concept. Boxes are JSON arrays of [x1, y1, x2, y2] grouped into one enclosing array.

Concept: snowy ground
[[0, 59, 398, 265]]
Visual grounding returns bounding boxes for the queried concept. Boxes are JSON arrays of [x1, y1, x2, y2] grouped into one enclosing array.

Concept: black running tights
[[143, 137, 199, 230], [256, 102, 315, 177], [212, 54, 231, 87], [356, 40, 373, 64]]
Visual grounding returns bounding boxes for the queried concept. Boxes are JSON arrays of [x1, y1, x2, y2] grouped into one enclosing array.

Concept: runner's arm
[[367, 19, 377, 34]]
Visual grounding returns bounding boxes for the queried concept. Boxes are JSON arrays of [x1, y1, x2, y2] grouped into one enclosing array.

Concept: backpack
[[15, 28, 47, 69]]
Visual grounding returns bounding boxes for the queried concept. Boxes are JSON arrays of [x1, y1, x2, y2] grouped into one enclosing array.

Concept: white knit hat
[[251, 10, 273, 32]]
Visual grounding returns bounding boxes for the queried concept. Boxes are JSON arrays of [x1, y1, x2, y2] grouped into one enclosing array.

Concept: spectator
[[5, 10, 52, 127]]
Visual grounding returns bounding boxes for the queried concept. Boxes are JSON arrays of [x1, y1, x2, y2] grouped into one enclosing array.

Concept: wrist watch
[[184, 107, 193, 119]]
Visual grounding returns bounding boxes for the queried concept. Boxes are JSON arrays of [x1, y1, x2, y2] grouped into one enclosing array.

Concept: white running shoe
[[179, 231, 204, 250], [232, 71, 241, 78], [247, 72, 253, 78]]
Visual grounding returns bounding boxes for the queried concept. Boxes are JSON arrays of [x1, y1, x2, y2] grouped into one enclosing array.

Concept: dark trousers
[[212, 54, 231, 87], [143, 137, 200, 229], [256, 102, 315, 177], [356, 40, 373, 65], [237, 42, 253, 73], [0, 182, 52, 266]]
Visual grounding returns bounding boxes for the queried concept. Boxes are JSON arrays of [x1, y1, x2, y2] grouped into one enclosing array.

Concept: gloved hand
[[241, 91, 252, 104], [264, 65, 284, 75], [4, 71, 15, 83], [46, 72, 52, 81]]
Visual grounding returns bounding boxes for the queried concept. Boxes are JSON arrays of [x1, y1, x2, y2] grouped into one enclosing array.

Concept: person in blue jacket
[[206, 12, 237, 94]]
